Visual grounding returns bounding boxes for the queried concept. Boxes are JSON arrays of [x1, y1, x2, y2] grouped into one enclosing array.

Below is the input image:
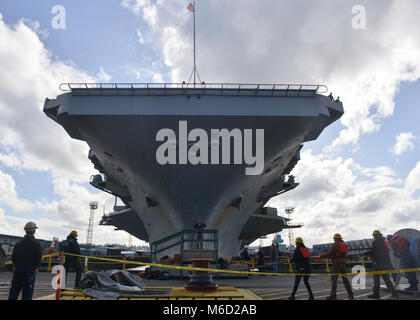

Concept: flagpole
[[193, 1, 196, 87]]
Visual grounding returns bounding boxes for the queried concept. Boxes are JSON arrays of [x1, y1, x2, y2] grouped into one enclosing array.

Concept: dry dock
[[1, 271, 419, 301]]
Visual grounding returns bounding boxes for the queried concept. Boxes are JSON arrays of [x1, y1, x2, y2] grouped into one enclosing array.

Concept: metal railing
[[150, 229, 218, 264], [59, 82, 328, 97]]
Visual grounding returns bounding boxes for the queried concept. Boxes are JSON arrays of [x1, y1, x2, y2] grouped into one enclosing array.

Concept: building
[[0, 233, 53, 255]]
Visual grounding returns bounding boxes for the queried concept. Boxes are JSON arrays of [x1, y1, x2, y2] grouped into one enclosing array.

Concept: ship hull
[[44, 87, 343, 256]]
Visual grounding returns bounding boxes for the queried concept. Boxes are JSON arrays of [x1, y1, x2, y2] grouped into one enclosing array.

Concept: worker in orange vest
[[288, 237, 314, 300], [364, 230, 399, 299], [387, 234, 418, 291], [318, 233, 353, 300]]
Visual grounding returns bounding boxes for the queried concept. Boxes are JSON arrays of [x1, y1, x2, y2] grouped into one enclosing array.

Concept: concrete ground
[[1, 271, 419, 300]]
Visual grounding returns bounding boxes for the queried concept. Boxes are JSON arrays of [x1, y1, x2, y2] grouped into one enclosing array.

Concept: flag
[[187, 2, 195, 12]]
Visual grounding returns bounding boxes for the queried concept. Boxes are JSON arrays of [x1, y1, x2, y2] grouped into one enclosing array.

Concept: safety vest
[[300, 247, 311, 258], [390, 236, 410, 255], [337, 242, 348, 255]]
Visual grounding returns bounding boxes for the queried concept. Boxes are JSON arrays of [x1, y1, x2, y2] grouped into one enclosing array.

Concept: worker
[[270, 242, 279, 273], [193, 218, 206, 249], [388, 234, 418, 292], [288, 237, 314, 300], [0, 245, 6, 272], [363, 230, 399, 299], [62, 230, 83, 288], [8, 222, 42, 300], [257, 246, 265, 274], [317, 233, 353, 300], [240, 246, 250, 261]]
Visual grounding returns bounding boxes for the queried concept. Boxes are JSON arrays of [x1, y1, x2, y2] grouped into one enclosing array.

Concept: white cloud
[[125, 63, 164, 82], [390, 132, 416, 155], [405, 161, 420, 195], [0, 16, 96, 182], [21, 18, 49, 39], [121, 0, 158, 25], [0, 152, 23, 171], [122, 0, 420, 149], [268, 153, 420, 246], [0, 16, 146, 246], [0, 169, 35, 212], [96, 67, 111, 82], [136, 29, 145, 44]]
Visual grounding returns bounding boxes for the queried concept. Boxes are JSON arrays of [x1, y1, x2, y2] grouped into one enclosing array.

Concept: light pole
[[87, 201, 98, 245], [285, 207, 295, 250]]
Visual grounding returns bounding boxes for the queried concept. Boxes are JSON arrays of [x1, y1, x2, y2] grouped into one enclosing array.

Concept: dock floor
[[1, 271, 419, 300]]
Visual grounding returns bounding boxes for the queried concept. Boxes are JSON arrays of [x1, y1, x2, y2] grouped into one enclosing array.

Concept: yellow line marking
[[352, 292, 372, 299], [275, 289, 329, 300], [258, 290, 295, 298], [315, 291, 348, 299], [253, 288, 290, 293]]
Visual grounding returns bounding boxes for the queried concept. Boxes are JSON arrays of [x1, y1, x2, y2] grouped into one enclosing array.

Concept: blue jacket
[[12, 235, 42, 269]]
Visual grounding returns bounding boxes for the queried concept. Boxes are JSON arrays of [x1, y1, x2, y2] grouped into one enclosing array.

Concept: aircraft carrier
[[43, 83, 343, 257]]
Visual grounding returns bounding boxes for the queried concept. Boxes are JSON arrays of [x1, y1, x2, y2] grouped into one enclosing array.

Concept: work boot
[[392, 293, 399, 299], [405, 286, 418, 292], [308, 294, 314, 300], [288, 294, 295, 300], [368, 294, 380, 299], [326, 295, 337, 300], [347, 294, 354, 300]]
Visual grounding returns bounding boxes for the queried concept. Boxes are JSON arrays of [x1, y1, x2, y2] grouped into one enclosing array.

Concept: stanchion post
[[47, 255, 52, 273], [325, 258, 330, 273], [288, 262, 293, 273], [59, 252, 65, 265], [55, 268, 62, 300], [84, 257, 89, 273]]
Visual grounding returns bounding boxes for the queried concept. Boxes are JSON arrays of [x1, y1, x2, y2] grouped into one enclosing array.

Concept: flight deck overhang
[[43, 82, 343, 257]]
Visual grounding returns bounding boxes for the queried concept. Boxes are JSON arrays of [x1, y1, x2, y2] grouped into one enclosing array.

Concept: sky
[[0, 0, 419, 249]]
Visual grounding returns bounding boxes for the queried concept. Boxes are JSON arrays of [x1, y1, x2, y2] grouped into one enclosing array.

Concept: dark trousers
[[373, 264, 398, 296], [194, 232, 203, 249], [291, 267, 313, 296], [8, 266, 36, 300], [64, 260, 82, 288], [330, 262, 353, 298], [400, 252, 418, 289], [258, 260, 264, 272]]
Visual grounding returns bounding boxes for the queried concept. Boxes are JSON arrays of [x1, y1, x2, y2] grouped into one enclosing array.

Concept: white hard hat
[[24, 221, 38, 231]]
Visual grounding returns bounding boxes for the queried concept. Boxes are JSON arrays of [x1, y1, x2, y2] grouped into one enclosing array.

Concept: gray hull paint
[[44, 90, 343, 256]]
